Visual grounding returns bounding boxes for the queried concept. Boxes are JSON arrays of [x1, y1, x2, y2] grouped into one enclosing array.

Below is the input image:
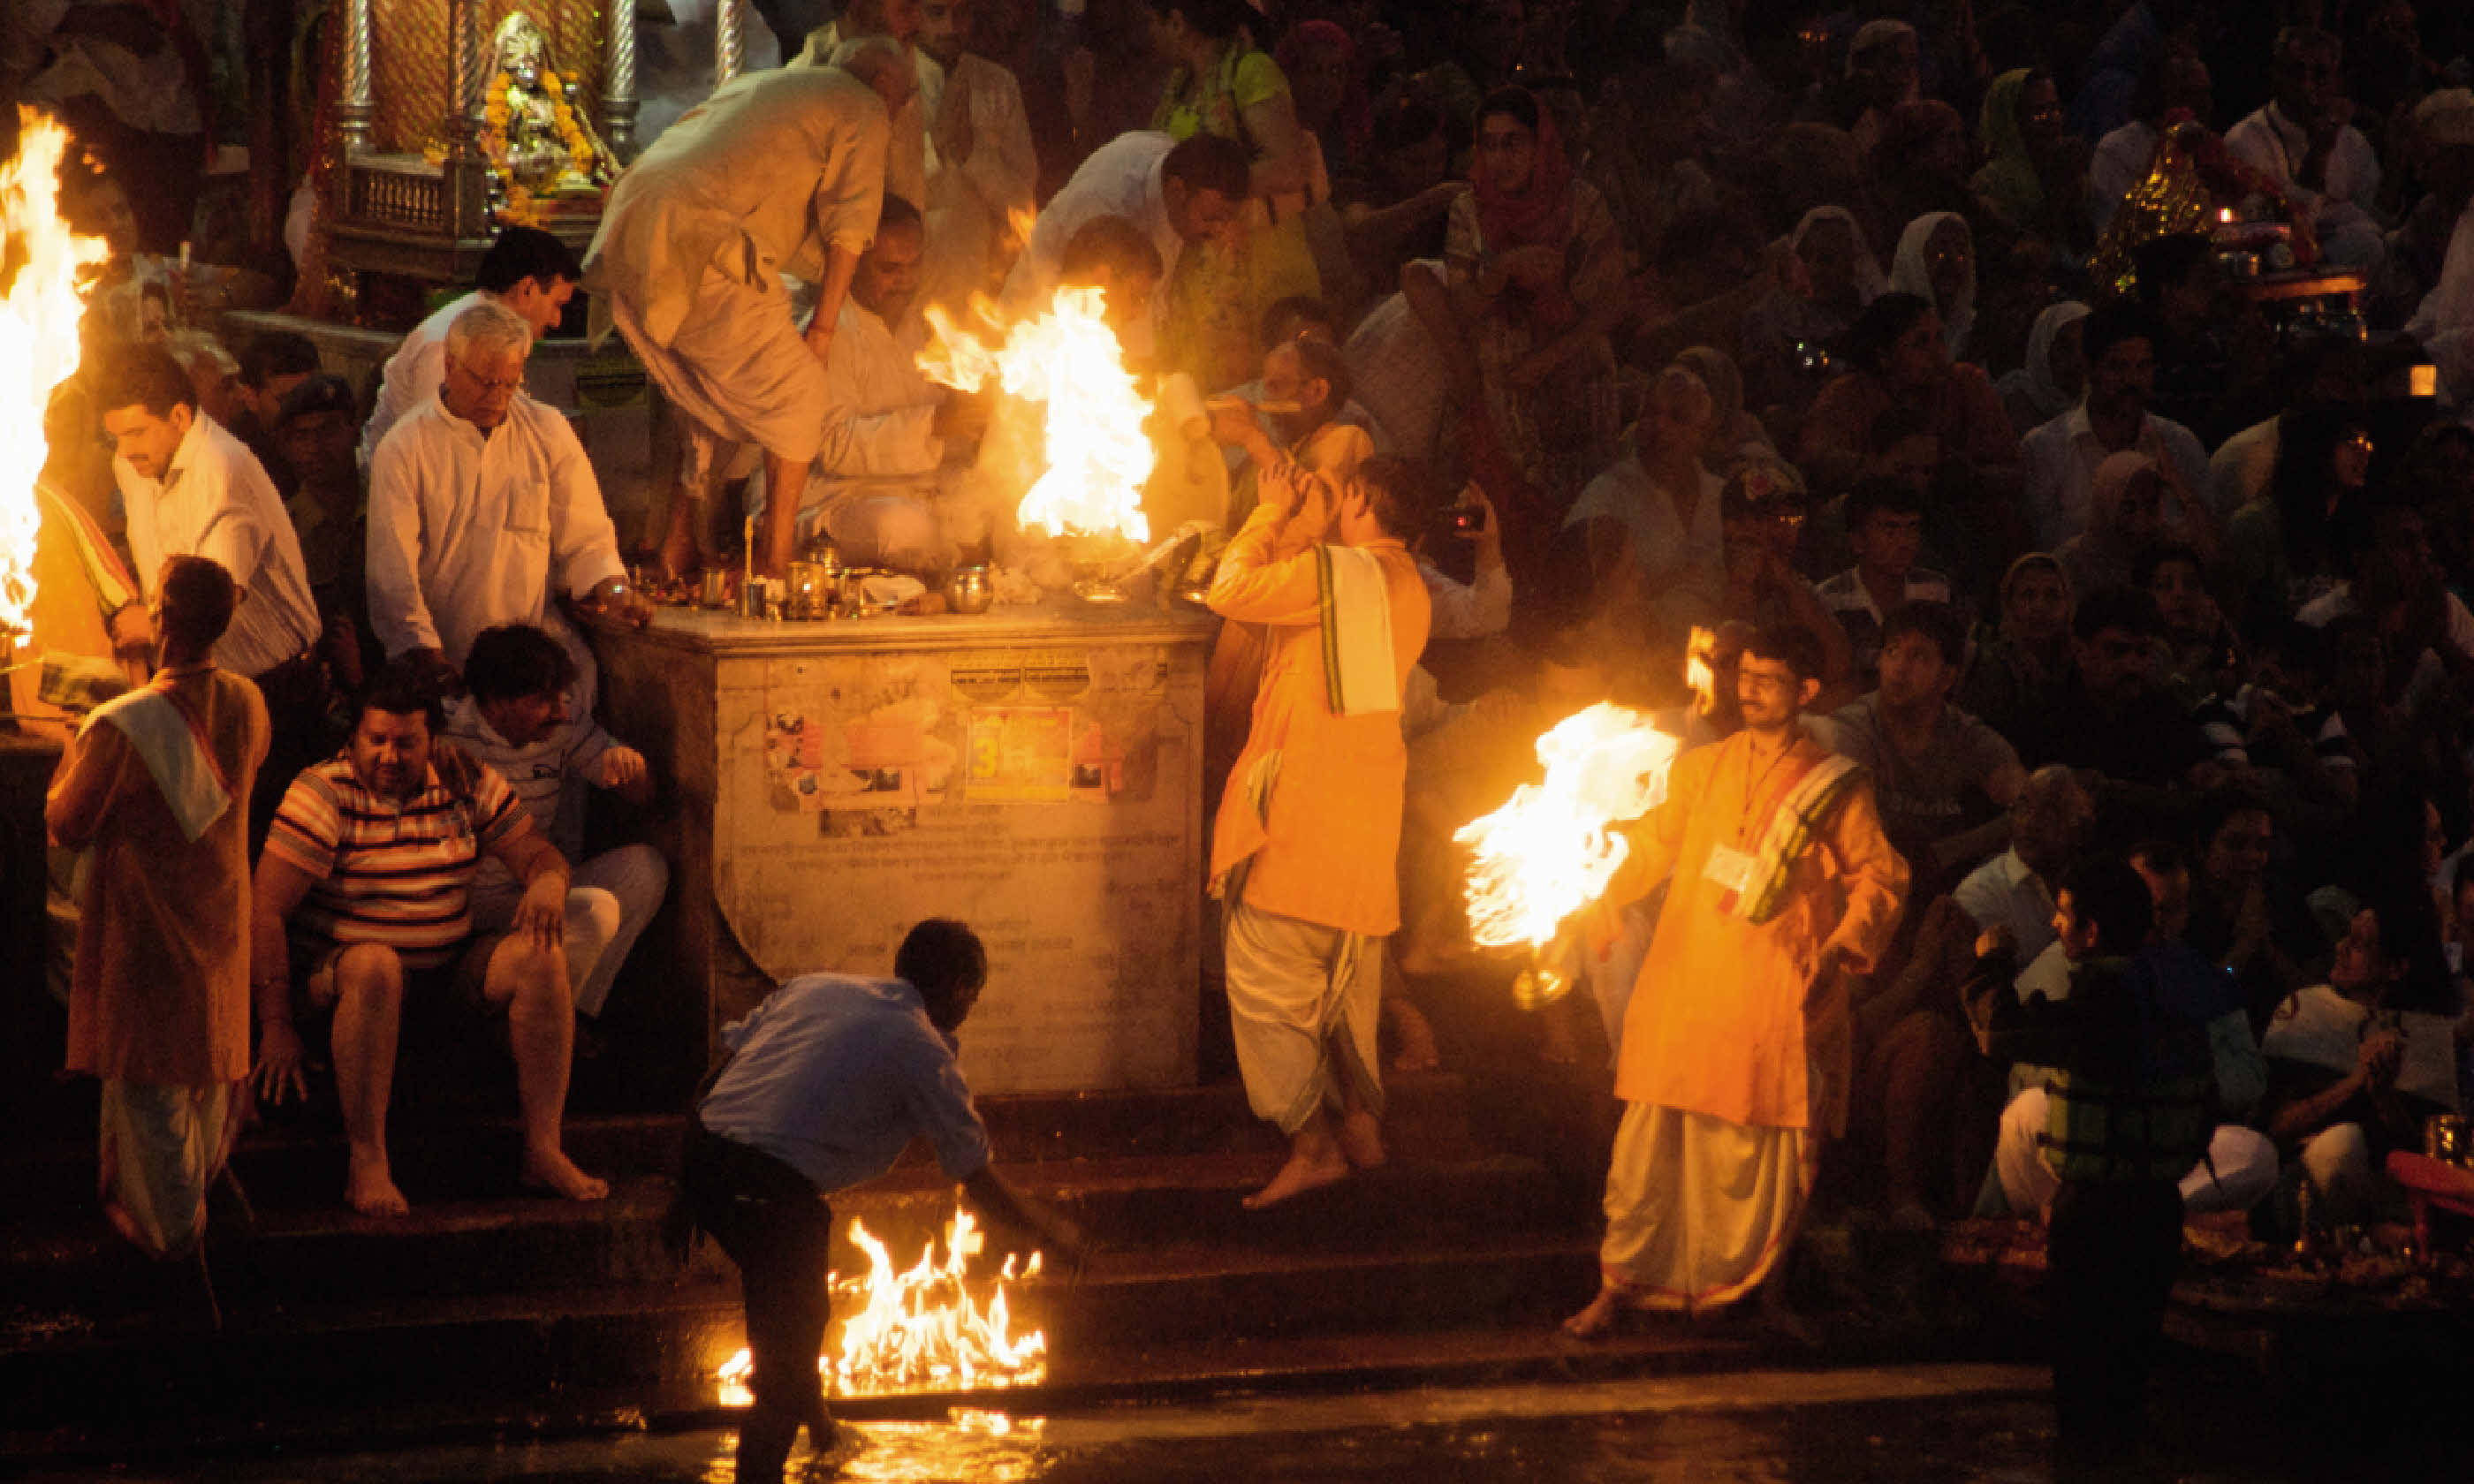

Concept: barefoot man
[[583, 37, 914, 578], [1206, 455, 1434, 1208], [250, 661, 606, 1214], [1564, 625, 1905, 1334]]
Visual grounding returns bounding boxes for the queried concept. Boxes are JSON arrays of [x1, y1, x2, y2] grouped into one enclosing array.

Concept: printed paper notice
[[965, 706, 1074, 802]]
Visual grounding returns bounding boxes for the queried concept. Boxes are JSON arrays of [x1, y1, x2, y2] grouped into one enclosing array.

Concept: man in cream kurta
[[1565, 626, 1906, 1333], [583, 43, 908, 578], [915, 0, 1037, 314], [367, 303, 641, 702], [1206, 457, 1433, 1209]]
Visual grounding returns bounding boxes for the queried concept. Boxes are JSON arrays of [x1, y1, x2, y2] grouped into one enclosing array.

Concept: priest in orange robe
[[1206, 454, 1433, 1208], [1565, 625, 1907, 1332]]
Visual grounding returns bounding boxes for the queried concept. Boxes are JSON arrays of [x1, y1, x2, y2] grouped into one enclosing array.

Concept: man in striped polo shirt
[[247, 662, 605, 1215]]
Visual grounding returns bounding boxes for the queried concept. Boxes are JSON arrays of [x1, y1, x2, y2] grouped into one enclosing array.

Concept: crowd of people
[[19, 0, 2474, 1473]]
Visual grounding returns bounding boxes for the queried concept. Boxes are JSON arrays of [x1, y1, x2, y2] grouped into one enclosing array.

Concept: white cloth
[[2209, 414, 2280, 517], [365, 392, 626, 669], [16, 0, 206, 135], [816, 297, 945, 481], [1003, 131, 1183, 338], [1322, 544, 1400, 716], [922, 53, 1037, 313], [2261, 983, 2461, 1113], [1599, 1100, 1811, 1311], [1954, 848, 2060, 965], [1223, 898, 1383, 1136], [97, 1078, 236, 1259], [360, 290, 482, 470], [1993, 1087, 2280, 1216], [1997, 300, 2091, 432], [1563, 455, 1726, 610], [87, 685, 229, 842], [2225, 103, 2385, 268], [1343, 287, 1448, 461], [1416, 555, 1512, 640], [1887, 212, 1976, 360], [2020, 402, 2210, 549], [118, 415, 320, 681], [2407, 200, 2474, 405], [2088, 119, 2158, 234]]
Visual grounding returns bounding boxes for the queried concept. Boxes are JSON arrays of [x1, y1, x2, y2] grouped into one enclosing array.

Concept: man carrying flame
[[1206, 456, 1433, 1208], [1562, 625, 1906, 1336]]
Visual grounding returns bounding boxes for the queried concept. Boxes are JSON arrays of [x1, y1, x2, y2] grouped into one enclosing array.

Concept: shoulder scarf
[[1731, 749, 1862, 925], [85, 673, 233, 842], [1315, 543, 1399, 716]]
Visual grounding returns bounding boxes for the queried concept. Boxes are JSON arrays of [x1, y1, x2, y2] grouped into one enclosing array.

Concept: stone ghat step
[[0, 1077, 1480, 1220], [0, 1234, 1616, 1456], [0, 1151, 1587, 1319]]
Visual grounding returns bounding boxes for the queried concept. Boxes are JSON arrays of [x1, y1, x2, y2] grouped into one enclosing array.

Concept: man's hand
[[402, 645, 460, 695], [512, 870, 568, 952], [254, 1018, 310, 1105], [577, 576, 654, 629], [1207, 396, 1264, 448], [803, 319, 835, 366], [1460, 484, 1503, 567], [933, 88, 974, 165], [593, 745, 652, 804], [1976, 923, 2018, 960], [109, 601, 156, 684]]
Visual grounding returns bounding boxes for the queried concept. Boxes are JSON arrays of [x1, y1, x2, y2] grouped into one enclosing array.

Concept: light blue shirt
[[698, 973, 992, 1194]]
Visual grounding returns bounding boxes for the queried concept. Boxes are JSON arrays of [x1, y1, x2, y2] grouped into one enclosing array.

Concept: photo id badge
[[1703, 843, 1758, 896]]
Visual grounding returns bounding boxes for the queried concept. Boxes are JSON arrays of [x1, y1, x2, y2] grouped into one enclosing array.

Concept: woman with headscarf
[[1969, 68, 2087, 246], [1888, 211, 1979, 360], [1997, 299, 2091, 435], [2057, 451, 2173, 595], [1403, 85, 1626, 572], [1958, 551, 2076, 741], [1867, 99, 1978, 247], [1674, 344, 1776, 478], [1146, 0, 1323, 390], [1276, 19, 1370, 187], [1567, 362, 1727, 631], [1740, 205, 1886, 419]]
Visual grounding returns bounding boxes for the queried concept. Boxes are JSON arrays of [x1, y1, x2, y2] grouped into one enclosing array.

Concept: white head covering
[[1889, 211, 1977, 360], [1846, 19, 1916, 77], [2001, 299, 2091, 422], [2417, 88, 2474, 148], [1789, 205, 1887, 304], [2408, 198, 2474, 406]]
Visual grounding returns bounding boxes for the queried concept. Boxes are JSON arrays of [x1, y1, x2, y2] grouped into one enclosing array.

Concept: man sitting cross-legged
[[248, 661, 606, 1215]]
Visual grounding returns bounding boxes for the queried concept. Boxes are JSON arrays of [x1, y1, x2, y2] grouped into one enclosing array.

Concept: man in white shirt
[[358, 227, 582, 468], [1002, 130, 1248, 358], [2224, 27, 2385, 270], [99, 344, 324, 844], [366, 302, 648, 699], [2022, 306, 2209, 549], [584, 40, 910, 579], [917, 0, 1037, 314], [770, 194, 986, 571]]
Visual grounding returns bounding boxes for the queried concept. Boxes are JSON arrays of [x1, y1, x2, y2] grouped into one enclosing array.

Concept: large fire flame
[[916, 287, 1153, 543], [716, 1208, 1047, 1405], [1, 110, 109, 637], [1455, 703, 1683, 952]]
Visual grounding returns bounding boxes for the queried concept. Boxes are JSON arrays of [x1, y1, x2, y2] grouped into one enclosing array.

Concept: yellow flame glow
[[1, 110, 110, 637], [917, 287, 1152, 543], [1454, 703, 1683, 950], [1685, 625, 1717, 713], [715, 1208, 1047, 1404]]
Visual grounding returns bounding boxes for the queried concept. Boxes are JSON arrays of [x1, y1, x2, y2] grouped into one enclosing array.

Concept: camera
[[1430, 503, 1486, 545]]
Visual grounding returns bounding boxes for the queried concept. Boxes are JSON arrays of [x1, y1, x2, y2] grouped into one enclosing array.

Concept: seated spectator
[[1996, 300, 2089, 437], [1820, 601, 2025, 889], [1717, 466, 1855, 696], [2132, 231, 2258, 446], [1335, 90, 1461, 297], [1955, 764, 2094, 988], [1814, 479, 1952, 688], [1970, 68, 2088, 249], [1674, 345, 1778, 481], [2183, 785, 2309, 1036], [2385, 89, 2474, 341], [1565, 363, 1724, 633], [1886, 212, 1977, 362], [1865, 99, 1980, 249], [1799, 292, 2019, 506], [226, 329, 323, 488], [2056, 452, 2208, 598], [444, 625, 670, 1026], [1418, 482, 1510, 642], [2206, 336, 2366, 519], [2194, 619, 2355, 810], [2090, 47, 2213, 236], [1342, 288, 1450, 464], [1739, 206, 1886, 423], [2224, 27, 2385, 271], [1213, 331, 1374, 503], [1838, 18, 1923, 158], [1957, 551, 2074, 738], [249, 662, 608, 1215], [2141, 542, 2243, 707], [2020, 305, 2210, 552], [2227, 405, 2375, 631], [2263, 897, 2463, 1225], [2014, 585, 2212, 793]]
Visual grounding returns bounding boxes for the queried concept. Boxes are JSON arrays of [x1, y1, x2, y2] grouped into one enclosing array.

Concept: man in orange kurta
[[1565, 625, 1907, 1331], [1207, 455, 1433, 1208], [46, 556, 269, 1258]]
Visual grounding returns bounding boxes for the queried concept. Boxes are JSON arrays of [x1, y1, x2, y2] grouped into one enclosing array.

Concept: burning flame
[[716, 1208, 1046, 1405], [1454, 703, 1683, 953], [1, 110, 110, 638], [1685, 625, 1717, 713], [917, 287, 1153, 544]]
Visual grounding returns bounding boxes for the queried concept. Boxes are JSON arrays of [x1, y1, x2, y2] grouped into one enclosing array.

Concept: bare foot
[[345, 1150, 409, 1217], [1338, 1109, 1387, 1170], [1560, 1285, 1628, 1340], [1387, 1001, 1443, 1074], [1242, 1145, 1350, 1209], [522, 1147, 611, 1202]]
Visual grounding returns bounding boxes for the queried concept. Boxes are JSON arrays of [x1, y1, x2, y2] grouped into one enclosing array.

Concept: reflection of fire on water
[[716, 1208, 1047, 1405], [915, 287, 1154, 546], [1454, 703, 1684, 1005], [2, 110, 110, 640]]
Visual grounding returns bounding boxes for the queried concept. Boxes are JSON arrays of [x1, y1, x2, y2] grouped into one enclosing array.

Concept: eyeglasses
[[450, 356, 524, 397]]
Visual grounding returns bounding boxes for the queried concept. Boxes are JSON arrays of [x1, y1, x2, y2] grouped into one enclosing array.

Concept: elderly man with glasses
[[366, 301, 649, 700]]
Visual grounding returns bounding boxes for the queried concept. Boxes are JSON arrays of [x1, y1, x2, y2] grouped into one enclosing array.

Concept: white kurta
[[583, 66, 890, 464], [118, 416, 321, 679], [2224, 103, 2384, 267], [920, 53, 1037, 314], [1002, 131, 1183, 339], [359, 290, 482, 469], [364, 392, 627, 673]]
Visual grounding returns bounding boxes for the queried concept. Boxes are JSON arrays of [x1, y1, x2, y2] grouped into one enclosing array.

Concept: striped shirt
[[265, 756, 527, 969], [2191, 685, 2352, 773]]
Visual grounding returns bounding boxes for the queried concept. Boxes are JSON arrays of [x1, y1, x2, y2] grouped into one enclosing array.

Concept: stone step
[[0, 1148, 1583, 1320]]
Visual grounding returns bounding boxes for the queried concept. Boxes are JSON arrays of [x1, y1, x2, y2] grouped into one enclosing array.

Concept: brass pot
[[943, 565, 995, 615]]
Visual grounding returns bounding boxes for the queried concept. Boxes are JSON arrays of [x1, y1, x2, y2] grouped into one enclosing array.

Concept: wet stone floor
[[18, 1361, 2456, 1484]]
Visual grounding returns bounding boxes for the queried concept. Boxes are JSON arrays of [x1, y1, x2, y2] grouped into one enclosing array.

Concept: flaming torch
[[916, 286, 1156, 600], [2, 110, 110, 670], [1454, 703, 1684, 1007]]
